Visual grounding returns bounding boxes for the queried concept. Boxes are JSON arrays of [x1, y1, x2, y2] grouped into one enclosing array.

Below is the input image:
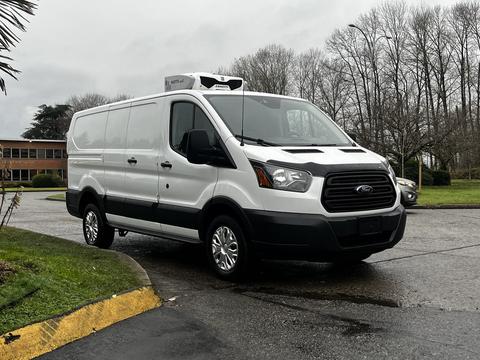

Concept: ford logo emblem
[[355, 185, 374, 195]]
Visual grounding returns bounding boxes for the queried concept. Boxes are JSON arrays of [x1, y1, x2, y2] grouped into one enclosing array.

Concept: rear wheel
[[206, 215, 251, 281], [82, 204, 114, 248]]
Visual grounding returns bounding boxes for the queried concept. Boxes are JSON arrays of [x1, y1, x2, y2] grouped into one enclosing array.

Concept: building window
[[20, 169, 29, 181], [1, 148, 11, 158], [11, 149, 19, 158], [29, 149, 37, 158], [62, 149, 67, 158], [37, 149, 46, 159], [12, 169, 20, 181], [46, 149, 54, 159], [30, 169, 38, 179], [54, 149, 62, 159], [20, 148, 29, 158]]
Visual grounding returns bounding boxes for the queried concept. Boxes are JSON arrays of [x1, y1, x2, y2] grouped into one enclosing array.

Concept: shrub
[[17, 182, 32, 188], [395, 159, 434, 185], [432, 170, 451, 186], [31, 174, 63, 188], [452, 167, 480, 179]]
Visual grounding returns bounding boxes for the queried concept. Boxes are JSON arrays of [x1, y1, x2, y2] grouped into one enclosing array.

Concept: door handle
[[127, 157, 137, 164], [161, 161, 172, 169]]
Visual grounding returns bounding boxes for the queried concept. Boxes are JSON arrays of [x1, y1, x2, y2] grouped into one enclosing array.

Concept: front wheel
[[82, 204, 114, 248], [206, 215, 251, 281]]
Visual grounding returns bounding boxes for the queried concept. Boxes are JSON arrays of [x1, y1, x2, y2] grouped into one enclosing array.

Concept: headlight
[[250, 161, 312, 192], [397, 179, 416, 189], [382, 159, 397, 184]]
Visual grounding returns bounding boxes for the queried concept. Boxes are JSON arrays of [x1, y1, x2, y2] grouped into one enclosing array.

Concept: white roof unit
[[165, 72, 244, 92]]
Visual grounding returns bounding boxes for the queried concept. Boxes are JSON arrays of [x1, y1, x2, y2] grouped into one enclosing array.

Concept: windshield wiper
[[234, 134, 279, 146], [287, 143, 339, 147], [309, 143, 338, 146]]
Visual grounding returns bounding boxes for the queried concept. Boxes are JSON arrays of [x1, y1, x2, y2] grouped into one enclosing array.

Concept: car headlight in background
[[397, 179, 416, 189], [250, 161, 312, 192]]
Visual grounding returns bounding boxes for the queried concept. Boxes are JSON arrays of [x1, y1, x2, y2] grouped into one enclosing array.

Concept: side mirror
[[347, 132, 357, 142], [186, 129, 211, 165], [186, 129, 233, 167]]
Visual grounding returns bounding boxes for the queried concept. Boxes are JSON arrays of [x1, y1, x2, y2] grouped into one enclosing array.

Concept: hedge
[[432, 170, 451, 186], [31, 174, 64, 188]]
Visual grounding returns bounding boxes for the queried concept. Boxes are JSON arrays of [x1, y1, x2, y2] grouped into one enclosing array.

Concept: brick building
[[0, 139, 67, 183]]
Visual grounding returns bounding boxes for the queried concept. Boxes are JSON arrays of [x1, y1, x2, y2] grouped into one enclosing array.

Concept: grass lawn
[[4, 187, 67, 193], [0, 227, 142, 334], [46, 193, 66, 201], [418, 179, 480, 206]]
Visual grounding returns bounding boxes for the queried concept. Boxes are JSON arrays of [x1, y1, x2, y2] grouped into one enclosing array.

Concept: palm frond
[[0, 0, 36, 94]]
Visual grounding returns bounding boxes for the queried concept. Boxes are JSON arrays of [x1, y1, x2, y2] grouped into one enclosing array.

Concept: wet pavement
[[8, 192, 480, 359]]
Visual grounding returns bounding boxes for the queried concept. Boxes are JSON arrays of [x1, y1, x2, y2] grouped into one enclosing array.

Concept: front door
[[159, 96, 219, 241]]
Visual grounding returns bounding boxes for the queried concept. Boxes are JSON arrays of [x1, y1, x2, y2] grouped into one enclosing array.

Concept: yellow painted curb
[[0, 286, 161, 360]]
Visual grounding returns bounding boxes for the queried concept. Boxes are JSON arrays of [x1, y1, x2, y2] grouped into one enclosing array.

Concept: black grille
[[322, 171, 396, 213]]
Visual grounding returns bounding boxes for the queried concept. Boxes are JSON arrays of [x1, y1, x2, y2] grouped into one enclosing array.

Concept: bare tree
[[65, 93, 131, 119], [218, 1, 480, 174], [228, 44, 295, 95]]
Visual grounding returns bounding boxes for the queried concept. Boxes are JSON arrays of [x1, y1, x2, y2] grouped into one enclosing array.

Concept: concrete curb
[[113, 251, 152, 287], [412, 204, 480, 209], [0, 286, 161, 360]]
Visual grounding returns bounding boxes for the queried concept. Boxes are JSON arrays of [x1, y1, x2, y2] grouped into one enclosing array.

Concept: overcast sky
[[0, 0, 459, 138]]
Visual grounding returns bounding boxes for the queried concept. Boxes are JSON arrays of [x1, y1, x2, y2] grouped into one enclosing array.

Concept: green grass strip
[[0, 227, 142, 334], [418, 179, 480, 206]]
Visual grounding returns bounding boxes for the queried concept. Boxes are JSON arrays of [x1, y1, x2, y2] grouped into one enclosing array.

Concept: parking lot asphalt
[[8, 192, 480, 359]]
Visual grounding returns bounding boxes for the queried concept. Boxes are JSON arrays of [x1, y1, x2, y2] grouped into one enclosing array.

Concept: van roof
[[73, 90, 308, 118]]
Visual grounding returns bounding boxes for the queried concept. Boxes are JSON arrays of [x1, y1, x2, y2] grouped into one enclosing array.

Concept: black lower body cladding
[[67, 189, 406, 261], [246, 205, 406, 260]]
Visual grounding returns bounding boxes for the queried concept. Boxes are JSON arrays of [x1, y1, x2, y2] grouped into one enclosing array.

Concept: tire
[[82, 203, 115, 248], [205, 215, 251, 281], [331, 252, 372, 264]]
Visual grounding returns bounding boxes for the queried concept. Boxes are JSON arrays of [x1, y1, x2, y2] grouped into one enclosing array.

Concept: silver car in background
[[397, 177, 418, 207]]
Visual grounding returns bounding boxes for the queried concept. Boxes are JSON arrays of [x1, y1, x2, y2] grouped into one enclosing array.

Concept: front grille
[[322, 171, 396, 213]]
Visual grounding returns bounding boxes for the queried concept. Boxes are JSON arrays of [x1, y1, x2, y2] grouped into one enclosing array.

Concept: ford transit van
[[66, 72, 406, 280]]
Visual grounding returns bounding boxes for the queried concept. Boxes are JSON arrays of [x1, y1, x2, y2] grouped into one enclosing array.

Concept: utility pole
[[418, 153, 423, 192]]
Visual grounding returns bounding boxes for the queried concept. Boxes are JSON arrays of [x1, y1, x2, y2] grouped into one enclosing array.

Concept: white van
[[66, 72, 406, 280]]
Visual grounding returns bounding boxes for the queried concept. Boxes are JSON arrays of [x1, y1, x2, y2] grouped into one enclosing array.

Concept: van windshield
[[205, 94, 351, 146]]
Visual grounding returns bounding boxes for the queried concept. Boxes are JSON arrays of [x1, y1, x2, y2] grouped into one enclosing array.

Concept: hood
[[243, 145, 385, 167]]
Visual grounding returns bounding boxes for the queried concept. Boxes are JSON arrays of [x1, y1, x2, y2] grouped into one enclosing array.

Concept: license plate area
[[358, 217, 382, 235]]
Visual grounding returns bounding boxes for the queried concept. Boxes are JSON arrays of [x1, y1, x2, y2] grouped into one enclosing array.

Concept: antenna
[[240, 81, 246, 146]]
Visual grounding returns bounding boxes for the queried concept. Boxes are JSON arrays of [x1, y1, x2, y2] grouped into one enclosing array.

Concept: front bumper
[[245, 205, 406, 260]]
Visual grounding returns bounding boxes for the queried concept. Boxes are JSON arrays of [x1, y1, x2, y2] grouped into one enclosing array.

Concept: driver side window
[[170, 102, 217, 156]]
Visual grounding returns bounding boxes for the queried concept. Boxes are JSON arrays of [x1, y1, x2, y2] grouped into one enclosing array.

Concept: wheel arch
[[78, 186, 104, 216], [199, 196, 254, 243]]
